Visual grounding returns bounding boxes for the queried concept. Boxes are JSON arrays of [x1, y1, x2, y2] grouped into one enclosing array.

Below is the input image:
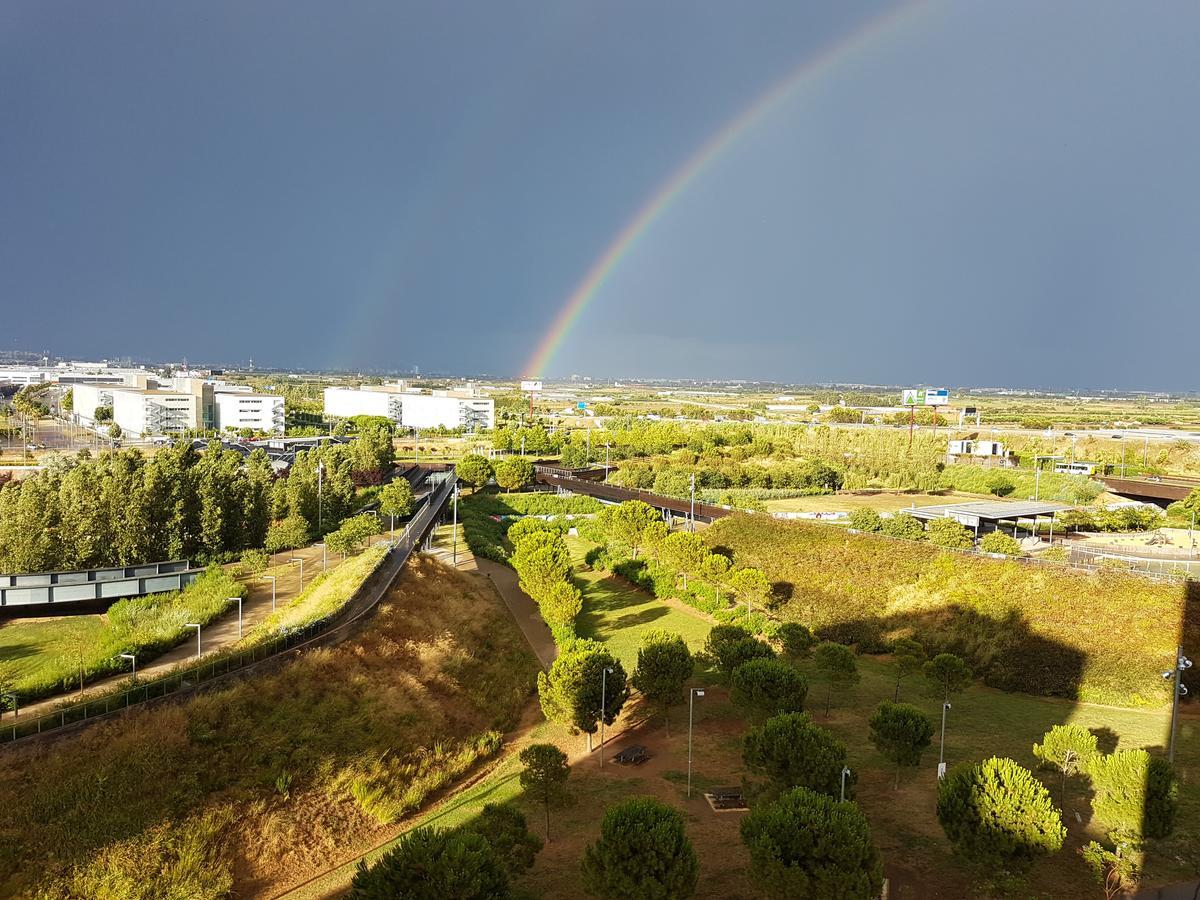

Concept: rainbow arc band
[[522, 0, 932, 378]]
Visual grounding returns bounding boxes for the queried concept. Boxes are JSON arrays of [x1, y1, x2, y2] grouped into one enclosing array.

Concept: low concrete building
[[215, 391, 285, 434], [324, 383, 493, 430]]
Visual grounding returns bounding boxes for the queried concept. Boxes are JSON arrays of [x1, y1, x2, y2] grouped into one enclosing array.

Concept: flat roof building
[[324, 383, 493, 430]]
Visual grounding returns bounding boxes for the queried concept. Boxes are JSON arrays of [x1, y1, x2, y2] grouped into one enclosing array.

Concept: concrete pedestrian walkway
[[8, 541, 337, 721]]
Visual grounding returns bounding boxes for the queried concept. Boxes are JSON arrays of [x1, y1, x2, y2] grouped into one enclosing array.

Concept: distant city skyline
[[3, 1, 1199, 389]]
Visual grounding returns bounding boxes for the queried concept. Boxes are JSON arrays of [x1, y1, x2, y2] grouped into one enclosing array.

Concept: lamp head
[[1164, 671, 1176, 680]]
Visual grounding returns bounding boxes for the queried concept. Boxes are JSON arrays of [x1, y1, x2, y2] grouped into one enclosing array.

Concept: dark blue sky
[[3, 1, 1198, 389]]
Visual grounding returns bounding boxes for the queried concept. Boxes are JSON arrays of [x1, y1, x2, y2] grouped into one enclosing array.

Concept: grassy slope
[[0, 615, 105, 691], [705, 514, 1192, 707], [567, 535, 712, 671], [763, 491, 978, 514], [0, 556, 539, 899]]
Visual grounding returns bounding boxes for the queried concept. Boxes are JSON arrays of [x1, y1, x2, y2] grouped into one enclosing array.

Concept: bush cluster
[[705, 514, 1184, 706]]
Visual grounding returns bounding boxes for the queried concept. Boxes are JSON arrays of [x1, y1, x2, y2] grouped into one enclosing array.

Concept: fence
[[0, 472, 457, 747], [1, 560, 202, 610]]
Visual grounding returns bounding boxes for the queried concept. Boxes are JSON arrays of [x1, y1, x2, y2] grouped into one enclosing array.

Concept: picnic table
[[705, 787, 748, 810], [611, 744, 650, 765]]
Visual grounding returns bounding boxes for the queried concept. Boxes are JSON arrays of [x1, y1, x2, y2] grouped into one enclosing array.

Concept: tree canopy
[[868, 701, 934, 788], [631, 630, 694, 734], [740, 787, 884, 900], [743, 712, 853, 803], [537, 640, 629, 738], [731, 658, 808, 721], [581, 797, 698, 899], [347, 826, 510, 900]]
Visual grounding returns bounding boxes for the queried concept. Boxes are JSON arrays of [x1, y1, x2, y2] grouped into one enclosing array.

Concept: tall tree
[[741, 787, 884, 900], [812, 642, 859, 717], [924, 653, 972, 703], [537, 640, 629, 749], [743, 712, 853, 803], [519, 743, 571, 841], [658, 531, 706, 589], [631, 630, 695, 735], [581, 798, 698, 900], [891, 638, 926, 702], [731, 658, 808, 722], [868, 701, 934, 788], [1032, 724, 1098, 807], [347, 827, 510, 900]]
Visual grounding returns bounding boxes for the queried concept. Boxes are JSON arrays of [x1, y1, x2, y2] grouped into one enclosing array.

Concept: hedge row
[[704, 514, 1194, 707]]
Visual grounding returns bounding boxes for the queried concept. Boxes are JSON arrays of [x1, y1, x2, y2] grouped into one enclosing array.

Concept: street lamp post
[[118, 652, 137, 683], [317, 460, 324, 532], [260, 575, 277, 611], [938, 701, 952, 779], [605, 443, 610, 482], [289, 557, 305, 589], [1164, 648, 1193, 763], [230, 596, 243, 639], [452, 484, 460, 566], [840, 765, 851, 802], [687, 688, 705, 798], [185, 623, 201, 658], [599, 666, 613, 768]]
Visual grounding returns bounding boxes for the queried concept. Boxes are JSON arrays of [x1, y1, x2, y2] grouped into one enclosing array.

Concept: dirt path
[[9, 541, 337, 720]]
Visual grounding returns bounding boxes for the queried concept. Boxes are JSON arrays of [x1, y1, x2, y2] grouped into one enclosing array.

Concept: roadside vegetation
[[0, 556, 538, 898], [0, 567, 244, 702]]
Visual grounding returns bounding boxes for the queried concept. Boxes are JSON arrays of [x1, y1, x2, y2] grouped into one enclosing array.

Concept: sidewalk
[[8, 541, 335, 720]]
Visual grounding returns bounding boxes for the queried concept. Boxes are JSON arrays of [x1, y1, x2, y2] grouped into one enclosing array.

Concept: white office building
[[324, 383, 493, 430], [215, 391, 285, 434]]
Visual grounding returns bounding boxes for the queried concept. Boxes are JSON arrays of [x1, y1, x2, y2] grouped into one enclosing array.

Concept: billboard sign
[[902, 388, 950, 407], [520, 380, 543, 392]]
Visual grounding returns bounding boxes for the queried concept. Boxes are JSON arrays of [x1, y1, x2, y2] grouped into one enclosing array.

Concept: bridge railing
[[0, 472, 457, 747]]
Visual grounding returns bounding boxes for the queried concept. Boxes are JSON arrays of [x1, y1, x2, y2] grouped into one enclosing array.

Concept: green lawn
[[0, 615, 107, 695], [566, 536, 713, 671]]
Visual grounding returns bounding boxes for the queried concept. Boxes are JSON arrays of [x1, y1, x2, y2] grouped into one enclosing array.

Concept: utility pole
[[689, 473, 696, 533], [1165, 648, 1192, 763]]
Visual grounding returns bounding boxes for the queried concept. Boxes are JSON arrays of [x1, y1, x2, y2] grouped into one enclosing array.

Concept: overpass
[[534, 466, 732, 522], [1097, 475, 1199, 506]]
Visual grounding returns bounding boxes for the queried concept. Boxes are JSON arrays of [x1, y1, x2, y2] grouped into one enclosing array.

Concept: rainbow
[[523, 0, 931, 378]]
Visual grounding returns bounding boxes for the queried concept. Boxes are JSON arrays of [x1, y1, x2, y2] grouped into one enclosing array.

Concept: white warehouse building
[[72, 378, 285, 437], [324, 383, 493, 430], [215, 391, 285, 434]]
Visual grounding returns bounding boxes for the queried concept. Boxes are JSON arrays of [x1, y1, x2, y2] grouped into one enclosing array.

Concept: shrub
[[986, 473, 1015, 497], [927, 517, 974, 550], [1032, 724, 1098, 806], [240, 548, 270, 574], [980, 531, 1022, 556], [705, 625, 775, 681], [731, 658, 808, 721], [460, 803, 542, 878], [704, 514, 1185, 706], [348, 826, 510, 899], [777, 622, 816, 658], [743, 712, 852, 803], [740, 787, 883, 899], [848, 507, 883, 532], [881, 511, 926, 541], [936, 757, 1065, 869], [581, 798, 698, 899], [1087, 750, 1178, 841]]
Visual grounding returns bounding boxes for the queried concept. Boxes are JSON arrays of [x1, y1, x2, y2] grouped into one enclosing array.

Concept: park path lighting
[[938, 702, 952, 779], [317, 459, 325, 532], [289, 556, 305, 589], [841, 766, 851, 802], [687, 688, 705, 798], [599, 666, 614, 768], [1164, 647, 1192, 763], [604, 442, 611, 482], [230, 596, 243, 639], [118, 652, 137, 684], [317, 542, 327, 572], [185, 624, 202, 658], [452, 484, 460, 566], [260, 575, 277, 611]]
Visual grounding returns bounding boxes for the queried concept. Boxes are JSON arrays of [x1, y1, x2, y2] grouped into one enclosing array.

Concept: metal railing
[[0, 472, 457, 747]]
